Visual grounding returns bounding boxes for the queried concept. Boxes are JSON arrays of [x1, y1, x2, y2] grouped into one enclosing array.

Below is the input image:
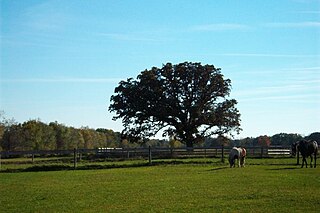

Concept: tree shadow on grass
[[207, 166, 229, 172], [0, 163, 151, 173], [248, 163, 298, 166], [266, 167, 300, 171], [0, 165, 73, 173], [0, 160, 221, 173]]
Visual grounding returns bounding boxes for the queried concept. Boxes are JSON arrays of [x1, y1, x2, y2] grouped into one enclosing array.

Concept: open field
[[1, 158, 319, 212]]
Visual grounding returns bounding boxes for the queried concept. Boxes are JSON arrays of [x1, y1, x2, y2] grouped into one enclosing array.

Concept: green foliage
[[96, 128, 121, 148], [0, 111, 17, 150], [109, 62, 241, 148], [271, 133, 303, 146], [0, 159, 319, 212], [0, 114, 4, 144], [0, 119, 121, 151], [305, 132, 320, 143], [22, 120, 56, 150], [49, 122, 70, 149], [1, 123, 24, 151], [0, 111, 317, 151], [168, 137, 184, 148]]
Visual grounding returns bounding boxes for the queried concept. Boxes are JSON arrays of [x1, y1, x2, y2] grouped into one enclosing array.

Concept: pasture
[[0, 158, 319, 212]]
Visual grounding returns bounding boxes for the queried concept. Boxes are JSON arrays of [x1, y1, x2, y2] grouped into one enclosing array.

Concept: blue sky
[[1, 0, 319, 138]]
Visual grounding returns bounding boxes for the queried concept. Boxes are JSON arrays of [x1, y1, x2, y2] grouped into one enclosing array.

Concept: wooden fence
[[0, 146, 293, 169], [0, 146, 292, 159]]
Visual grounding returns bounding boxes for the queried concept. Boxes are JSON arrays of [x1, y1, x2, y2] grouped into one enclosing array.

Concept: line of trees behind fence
[[0, 116, 319, 152]]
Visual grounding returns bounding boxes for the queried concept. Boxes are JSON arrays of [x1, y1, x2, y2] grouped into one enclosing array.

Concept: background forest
[[0, 112, 319, 151]]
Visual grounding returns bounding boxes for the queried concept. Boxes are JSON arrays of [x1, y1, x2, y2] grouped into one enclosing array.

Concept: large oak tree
[[109, 62, 241, 148]]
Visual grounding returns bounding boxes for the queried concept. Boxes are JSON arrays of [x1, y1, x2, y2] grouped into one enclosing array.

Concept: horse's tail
[[313, 141, 318, 155]]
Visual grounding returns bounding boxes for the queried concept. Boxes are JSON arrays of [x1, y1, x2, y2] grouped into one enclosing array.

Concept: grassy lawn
[[0, 158, 319, 212]]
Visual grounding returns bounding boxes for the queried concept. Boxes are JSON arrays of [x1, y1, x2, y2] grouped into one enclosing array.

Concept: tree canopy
[[109, 62, 241, 148], [0, 118, 120, 151]]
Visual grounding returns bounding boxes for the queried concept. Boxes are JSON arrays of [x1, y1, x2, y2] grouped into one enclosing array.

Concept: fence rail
[[0, 146, 292, 159], [0, 146, 301, 170]]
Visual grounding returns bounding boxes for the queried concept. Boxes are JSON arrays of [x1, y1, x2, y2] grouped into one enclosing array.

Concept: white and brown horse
[[229, 147, 247, 168]]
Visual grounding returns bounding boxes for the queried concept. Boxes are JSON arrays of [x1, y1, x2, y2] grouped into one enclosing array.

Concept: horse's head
[[291, 141, 298, 156]]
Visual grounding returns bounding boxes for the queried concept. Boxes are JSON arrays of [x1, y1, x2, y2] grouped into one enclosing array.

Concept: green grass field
[[1, 158, 319, 212]]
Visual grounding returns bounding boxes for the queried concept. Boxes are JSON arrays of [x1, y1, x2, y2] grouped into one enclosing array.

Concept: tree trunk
[[186, 141, 194, 152]]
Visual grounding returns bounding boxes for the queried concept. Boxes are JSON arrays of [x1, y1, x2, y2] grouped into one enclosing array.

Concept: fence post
[[79, 152, 82, 162], [260, 147, 263, 158], [221, 145, 224, 163], [32, 154, 34, 163], [104, 149, 108, 159], [148, 146, 152, 165], [73, 148, 77, 170], [0, 154, 1, 171]]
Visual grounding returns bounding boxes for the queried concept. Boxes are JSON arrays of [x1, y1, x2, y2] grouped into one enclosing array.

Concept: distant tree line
[[0, 112, 319, 151], [204, 133, 320, 148], [0, 112, 177, 151], [0, 120, 121, 152]]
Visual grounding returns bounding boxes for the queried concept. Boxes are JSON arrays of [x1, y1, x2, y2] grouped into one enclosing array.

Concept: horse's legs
[[310, 155, 313, 168], [239, 157, 245, 167], [230, 159, 234, 168], [301, 157, 307, 168], [304, 158, 308, 168]]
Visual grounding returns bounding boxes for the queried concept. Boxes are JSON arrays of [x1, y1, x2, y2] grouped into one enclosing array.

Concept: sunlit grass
[[1, 158, 319, 212]]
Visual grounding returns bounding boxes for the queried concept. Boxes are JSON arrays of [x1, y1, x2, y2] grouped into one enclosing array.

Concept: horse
[[228, 147, 247, 168], [291, 140, 318, 168]]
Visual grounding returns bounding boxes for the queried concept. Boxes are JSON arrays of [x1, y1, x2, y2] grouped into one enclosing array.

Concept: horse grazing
[[229, 147, 247, 168], [292, 140, 318, 168]]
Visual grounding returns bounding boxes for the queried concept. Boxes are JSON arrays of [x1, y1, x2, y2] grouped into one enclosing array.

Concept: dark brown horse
[[292, 140, 318, 168]]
